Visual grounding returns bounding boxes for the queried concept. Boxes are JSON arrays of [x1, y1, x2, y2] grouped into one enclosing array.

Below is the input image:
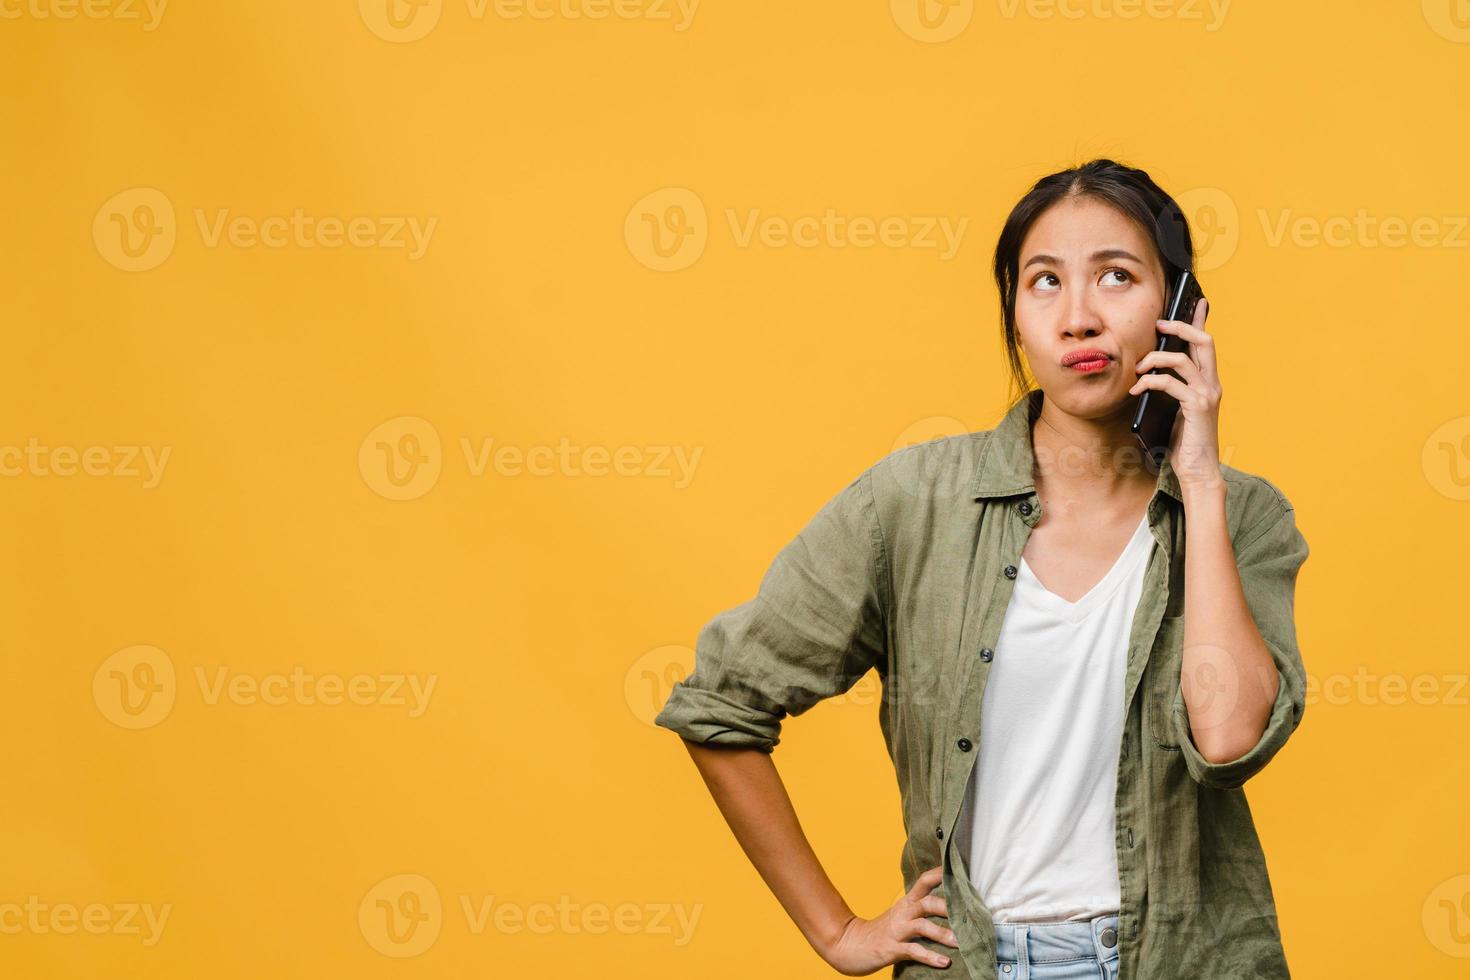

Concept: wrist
[[1180, 478, 1227, 510], [814, 910, 859, 961]]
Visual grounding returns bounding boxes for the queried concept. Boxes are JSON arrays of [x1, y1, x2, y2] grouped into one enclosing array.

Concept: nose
[[1061, 285, 1104, 340]]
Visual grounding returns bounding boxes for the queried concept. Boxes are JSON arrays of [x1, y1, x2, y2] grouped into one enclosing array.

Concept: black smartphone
[[1131, 269, 1206, 470]]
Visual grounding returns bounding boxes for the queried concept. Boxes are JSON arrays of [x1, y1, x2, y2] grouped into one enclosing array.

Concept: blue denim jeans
[[992, 913, 1120, 980]]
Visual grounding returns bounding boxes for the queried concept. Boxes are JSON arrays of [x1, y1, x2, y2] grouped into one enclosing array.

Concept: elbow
[[1190, 663, 1283, 764], [1189, 708, 1272, 766], [1194, 733, 1257, 767]]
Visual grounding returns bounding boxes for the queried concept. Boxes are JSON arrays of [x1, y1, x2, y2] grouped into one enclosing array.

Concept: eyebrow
[[1022, 248, 1144, 270]]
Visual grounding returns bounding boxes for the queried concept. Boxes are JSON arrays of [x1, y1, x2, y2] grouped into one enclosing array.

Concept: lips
[[1061, 348, 1113, 369]]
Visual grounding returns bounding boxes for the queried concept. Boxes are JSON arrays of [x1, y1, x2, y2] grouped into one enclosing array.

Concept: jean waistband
[[993, 913, 1121, 965]]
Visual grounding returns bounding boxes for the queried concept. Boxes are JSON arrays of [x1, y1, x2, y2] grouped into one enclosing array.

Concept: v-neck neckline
[[1018, 513, 1153, 624]]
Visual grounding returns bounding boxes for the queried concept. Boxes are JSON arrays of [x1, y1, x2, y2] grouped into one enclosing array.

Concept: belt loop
[[1016, 924, 1030, 980]]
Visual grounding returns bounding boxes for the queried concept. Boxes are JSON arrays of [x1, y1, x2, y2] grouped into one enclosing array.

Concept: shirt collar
[[969, 388, 1184, 504]]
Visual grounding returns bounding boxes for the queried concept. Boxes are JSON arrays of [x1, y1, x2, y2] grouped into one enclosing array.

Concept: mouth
[[1061, 349, 1114, 373]]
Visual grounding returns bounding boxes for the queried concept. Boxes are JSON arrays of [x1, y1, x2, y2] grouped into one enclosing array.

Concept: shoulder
[[862, 430, 990, 505], [1217, 462, 1301, 548]]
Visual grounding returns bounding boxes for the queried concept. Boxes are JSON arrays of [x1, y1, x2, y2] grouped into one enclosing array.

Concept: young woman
[[654, 159, 1310, 980]]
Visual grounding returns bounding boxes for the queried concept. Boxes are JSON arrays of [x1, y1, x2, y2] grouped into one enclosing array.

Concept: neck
[[1029, 397, 1156, 510]]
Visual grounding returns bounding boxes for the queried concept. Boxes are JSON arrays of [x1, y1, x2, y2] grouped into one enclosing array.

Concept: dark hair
[[991, 158, 1195, 414]]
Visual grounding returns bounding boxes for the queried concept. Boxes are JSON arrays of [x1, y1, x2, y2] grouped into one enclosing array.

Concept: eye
[[1032, 272, 1060, 291], [1101, 268, 1133, 286]]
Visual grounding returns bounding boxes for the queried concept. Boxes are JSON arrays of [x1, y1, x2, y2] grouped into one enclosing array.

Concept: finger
[[1156, 315, 1212, 347], [1158, 305, 1218, 381], [1128, 371, 1190, 401], [908, 916, 961, 948], [917, 893, 949, 918], [1134, 350, 1202, 388], [908, 866, 944, 900], [1190, 296, 1218, 380], [897, 940, 952, 969]]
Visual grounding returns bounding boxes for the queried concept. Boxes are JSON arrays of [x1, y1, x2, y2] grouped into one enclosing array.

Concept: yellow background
[[3, 1, 1468, 977]]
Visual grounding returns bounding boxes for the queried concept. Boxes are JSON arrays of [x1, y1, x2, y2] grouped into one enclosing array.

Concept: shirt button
[[936, 827, 944, 840], [1018, 501, 1032, 516], [1127, 828, 1134, 847], [957, 737, 972, 752], [979, 648, 993, 662], [1003, 565, 1017, 579]]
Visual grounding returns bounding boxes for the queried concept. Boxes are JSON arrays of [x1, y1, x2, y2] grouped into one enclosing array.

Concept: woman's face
[[1014, 195, 1168, 420]]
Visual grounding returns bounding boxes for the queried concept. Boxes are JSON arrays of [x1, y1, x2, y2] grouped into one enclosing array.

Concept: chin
[[1040, 381, 1133, 419]]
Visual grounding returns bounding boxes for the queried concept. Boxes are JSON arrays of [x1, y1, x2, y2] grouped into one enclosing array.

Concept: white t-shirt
[[957, 512, 1155, 923]]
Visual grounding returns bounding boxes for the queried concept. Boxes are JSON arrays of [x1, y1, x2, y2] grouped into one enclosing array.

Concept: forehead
[[1020, 196, 1155, 260]]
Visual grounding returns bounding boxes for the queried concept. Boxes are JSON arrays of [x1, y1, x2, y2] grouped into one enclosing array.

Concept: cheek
[[1114, 305, 1157, 349], [1013, 297, 1048, 347]]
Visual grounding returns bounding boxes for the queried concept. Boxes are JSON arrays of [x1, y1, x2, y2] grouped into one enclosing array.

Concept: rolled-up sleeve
[[1172, 497, 1310, 790], [653, 467, 890, 753]]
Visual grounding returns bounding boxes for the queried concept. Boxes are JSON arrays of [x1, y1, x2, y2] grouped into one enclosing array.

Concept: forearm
[[1180, 484, 1280, 763], [681, 740, 855, 959]]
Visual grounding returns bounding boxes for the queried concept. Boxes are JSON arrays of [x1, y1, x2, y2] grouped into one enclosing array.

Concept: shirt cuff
[[653, 683, 782, 753]]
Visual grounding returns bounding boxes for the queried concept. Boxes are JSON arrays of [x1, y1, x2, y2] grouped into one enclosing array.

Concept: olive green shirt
[[654, 388, 1310, 979]]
